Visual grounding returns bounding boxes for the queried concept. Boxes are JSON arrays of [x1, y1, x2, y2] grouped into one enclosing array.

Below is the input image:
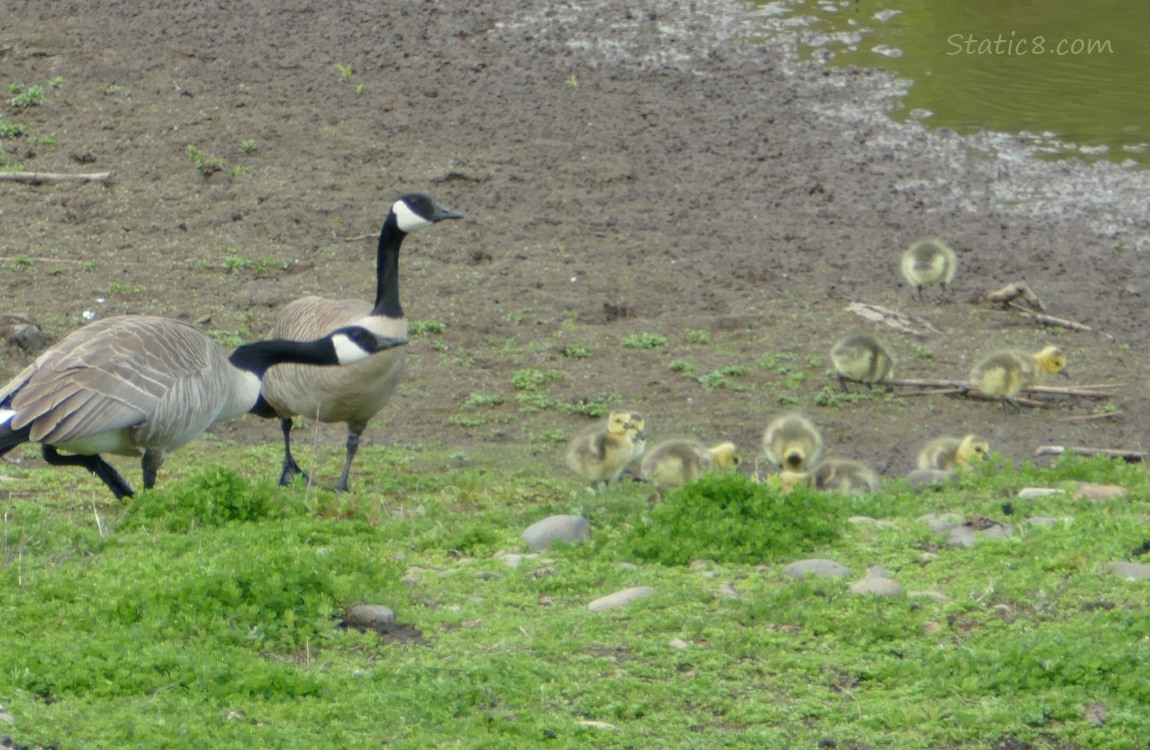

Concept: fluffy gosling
[[811, 458, 881, 495], [761, 413, 823, 474], [917, 434, 990, 472], [830, 334, 894, 392], [565, 411, 646, 488], [969, 345, 1068, 410], [901, 238, 956, 301], [640, 439, 740, 491]]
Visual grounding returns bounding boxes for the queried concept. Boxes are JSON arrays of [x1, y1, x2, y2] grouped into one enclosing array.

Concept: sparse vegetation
[[186, 144, 226, 176], [622, 332, 668, 349], [410, 320, 448, 335], [7, 83, 44, 108]]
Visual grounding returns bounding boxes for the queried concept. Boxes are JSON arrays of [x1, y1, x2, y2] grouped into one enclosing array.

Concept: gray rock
[[849, 577, 903, 597], [342, 604, 395, 631], [918, 513, 965, 534], [522, 515, 591, 551], [1023, 516, 1068, 529], [782, 559, 852, 578], [1017, 487, 1062, 499], [947, 526, 978, 548], [588, 586, 655, 612], [906, 469, 956, 488], [1108, 562, 1150, 580]]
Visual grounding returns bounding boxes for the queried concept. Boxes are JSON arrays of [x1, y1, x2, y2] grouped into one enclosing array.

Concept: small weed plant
[[622, 332, 668, 349], [625, 472, 841, 565]]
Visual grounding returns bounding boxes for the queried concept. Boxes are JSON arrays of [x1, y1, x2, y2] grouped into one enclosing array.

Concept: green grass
[[2, 445, 1149, 748]]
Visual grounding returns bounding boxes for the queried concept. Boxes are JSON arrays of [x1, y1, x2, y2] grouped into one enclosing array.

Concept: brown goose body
[[257, 193, 462, 491], [0, 315, 404, 498]]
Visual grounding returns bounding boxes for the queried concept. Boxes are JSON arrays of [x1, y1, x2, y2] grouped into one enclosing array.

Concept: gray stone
[[1017, 487, 1062, 499], [906, 469, 955, 488], [1108, 562, 1150, 580], [1023, 516, 1069, 529], [342, 604, 395, 630], [782, 559, 852, 578], [849, 577, 903, 597], [947, 526, 978, 548], [522, 515, 591, 551], [588, 586, 655, 612], [918, 513, 965, 534]]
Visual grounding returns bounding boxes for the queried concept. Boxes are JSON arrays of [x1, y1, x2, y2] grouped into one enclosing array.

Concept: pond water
[[759, 0, 1150, 166]]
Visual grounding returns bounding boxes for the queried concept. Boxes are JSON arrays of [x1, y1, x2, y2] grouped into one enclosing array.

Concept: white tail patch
[[392, 198, 434, 233], [0, 408, 16, 428]]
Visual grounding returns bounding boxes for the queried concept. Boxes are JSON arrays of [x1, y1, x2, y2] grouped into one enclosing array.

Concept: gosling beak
[[1059, 368, 1071, 378]]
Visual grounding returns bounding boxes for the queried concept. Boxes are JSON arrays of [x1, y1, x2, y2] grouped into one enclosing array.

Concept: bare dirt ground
[[2, 0, 1148, 489]]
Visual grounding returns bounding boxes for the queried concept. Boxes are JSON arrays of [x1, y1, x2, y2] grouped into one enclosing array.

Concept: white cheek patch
[[393, 199, 433, 233], [331, 334, 373, 365]]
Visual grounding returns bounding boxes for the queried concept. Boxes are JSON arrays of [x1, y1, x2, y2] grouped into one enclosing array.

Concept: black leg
[[42, 445, 136, 499], [278, 417, 311, 486], [141, 448, 166, 490], [334, 429, 361, 493]]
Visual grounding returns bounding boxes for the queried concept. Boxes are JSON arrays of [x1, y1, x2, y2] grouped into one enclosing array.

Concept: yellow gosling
[[830, 333, 894, 392], [901, 237, 956, 301], [917, 434, 991, 472], [761, 413, 823, 473], [565, 411, 645, 488], [640, 439, 741, 490], [811, 458, 881, 495], [969, 345, 1069, 410]]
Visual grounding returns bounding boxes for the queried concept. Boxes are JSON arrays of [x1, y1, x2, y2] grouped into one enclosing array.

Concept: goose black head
[[392, 193, 464, 233]]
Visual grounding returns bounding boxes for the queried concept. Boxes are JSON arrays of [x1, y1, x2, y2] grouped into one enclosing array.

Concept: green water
[[774, 0, 1150, 165]]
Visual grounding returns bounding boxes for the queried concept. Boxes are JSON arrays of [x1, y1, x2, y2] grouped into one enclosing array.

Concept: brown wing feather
[[6, 316, 227, 447]]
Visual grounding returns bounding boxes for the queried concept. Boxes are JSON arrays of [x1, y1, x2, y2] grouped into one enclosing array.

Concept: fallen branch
[[846, 302, 942, 337], [867, 377, 1113, 407], [1058, 411, 1124, 422], [1007, 301, 1101, 335], [977, 281, 1046, 311], [0, 170, 115, 185], [1035, 445, 1145, 462]]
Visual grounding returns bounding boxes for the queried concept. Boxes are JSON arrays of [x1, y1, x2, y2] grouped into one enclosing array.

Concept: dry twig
[[846, 302, 942, 337], [1034, 445, 1145, 462], [0, 170, 115, 185]]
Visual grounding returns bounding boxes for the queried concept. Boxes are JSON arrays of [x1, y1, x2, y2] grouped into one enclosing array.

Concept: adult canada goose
[[639, 439, 740, 491], [259, 193, 462, 491], [760, 413, 823, 474], [830, 334, 894, 392], [0, 315, 406, 498], [901, 238, 956, 301], [917, 434, 990, 472], [969, 345, 1068, 410], [811, 458, 881, 495], [565, 411, 646, 489]]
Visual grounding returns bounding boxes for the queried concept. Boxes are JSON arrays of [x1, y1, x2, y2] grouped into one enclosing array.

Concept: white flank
[[0, 408, 16, 428], [331, 333, 374, 365], [392, 198, 433, 233]]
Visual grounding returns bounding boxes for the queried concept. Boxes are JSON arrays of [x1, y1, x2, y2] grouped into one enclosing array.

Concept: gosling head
[[605, 411, 632, 435], [706, 442, 741, 470], [1035, 345, 1069, 378], [956, 435, 991, 466]]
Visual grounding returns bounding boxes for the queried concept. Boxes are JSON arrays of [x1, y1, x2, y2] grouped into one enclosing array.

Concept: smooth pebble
[[522, 515, 591, 551], [588, 586, 655, 612]]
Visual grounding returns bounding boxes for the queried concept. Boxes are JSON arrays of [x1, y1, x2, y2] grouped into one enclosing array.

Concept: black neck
[[373, 212, 407, 319], [228, 337, 337, 378]]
